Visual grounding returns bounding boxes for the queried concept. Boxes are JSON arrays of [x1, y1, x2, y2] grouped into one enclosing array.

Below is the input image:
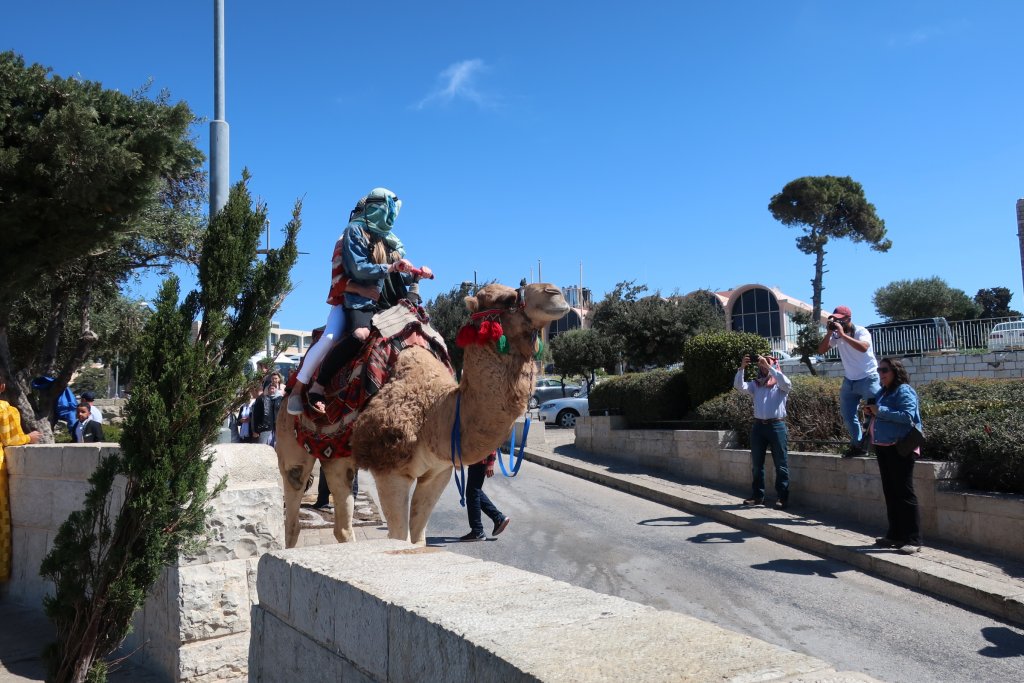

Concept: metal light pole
[[210, 0, 230, 216]]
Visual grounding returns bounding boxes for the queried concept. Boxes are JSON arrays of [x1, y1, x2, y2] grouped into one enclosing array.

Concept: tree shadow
[[978, 626, 1024, 658], [750, 558, 842, 578], [637, 516, 704, 527], [689, 530, 749, 544]]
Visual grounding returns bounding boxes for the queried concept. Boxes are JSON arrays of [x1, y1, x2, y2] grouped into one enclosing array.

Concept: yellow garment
[[0, 400, 31, 582]]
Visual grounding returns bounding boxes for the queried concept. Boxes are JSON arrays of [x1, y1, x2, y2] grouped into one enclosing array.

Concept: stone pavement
[[522, 432, 1024, 627]]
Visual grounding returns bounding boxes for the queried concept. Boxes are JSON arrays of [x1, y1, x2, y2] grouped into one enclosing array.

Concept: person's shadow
[[637, 516, 704, 527], [689, 530, 748, 544], [751, 558, 840, 578], [978, 626, 1024, 658]]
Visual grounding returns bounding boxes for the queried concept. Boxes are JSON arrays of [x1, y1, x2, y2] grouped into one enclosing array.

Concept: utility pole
[[210, 0, 230, 217], [1016, 199, 1024, 301]]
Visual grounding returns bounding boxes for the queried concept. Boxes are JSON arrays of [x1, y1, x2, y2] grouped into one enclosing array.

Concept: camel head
[[462, 283, 569, 358]]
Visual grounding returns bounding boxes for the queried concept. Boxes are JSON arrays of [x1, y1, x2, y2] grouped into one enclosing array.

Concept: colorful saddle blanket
[[289, 300, 453, 460]]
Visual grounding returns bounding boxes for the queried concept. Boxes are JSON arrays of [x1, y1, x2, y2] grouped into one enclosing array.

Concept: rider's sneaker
[[286, 392, 305, 415]]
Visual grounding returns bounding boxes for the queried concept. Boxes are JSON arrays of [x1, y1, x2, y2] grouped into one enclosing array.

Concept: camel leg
[[373, 470, 414, 542], [322, 458, 357, 542], [280, 456, 316, 549], [408, 465, 453, 546]]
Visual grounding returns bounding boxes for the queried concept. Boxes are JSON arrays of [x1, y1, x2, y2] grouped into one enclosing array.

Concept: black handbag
[[896, 425, 925, 457]]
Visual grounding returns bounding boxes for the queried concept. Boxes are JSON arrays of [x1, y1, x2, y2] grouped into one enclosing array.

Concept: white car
[[987, 320, 1024, 351], [538, 393, 590, 429]]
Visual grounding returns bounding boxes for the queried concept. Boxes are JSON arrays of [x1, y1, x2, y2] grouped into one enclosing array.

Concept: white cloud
[[416, 59, 492, 109]]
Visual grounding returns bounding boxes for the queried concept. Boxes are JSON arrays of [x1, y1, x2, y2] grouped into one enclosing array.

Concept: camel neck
[[456, 345, 535, 459]]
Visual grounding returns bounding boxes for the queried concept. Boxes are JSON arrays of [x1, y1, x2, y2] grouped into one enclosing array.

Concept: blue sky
[[5, 1, 1023, 330]]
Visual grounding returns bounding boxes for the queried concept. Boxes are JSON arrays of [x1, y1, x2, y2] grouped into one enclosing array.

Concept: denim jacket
[[340, 221, 412, 311], [871, 383, 921, 445]]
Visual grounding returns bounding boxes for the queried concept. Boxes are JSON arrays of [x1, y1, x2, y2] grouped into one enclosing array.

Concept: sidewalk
[[523, 435, 1024, 627]]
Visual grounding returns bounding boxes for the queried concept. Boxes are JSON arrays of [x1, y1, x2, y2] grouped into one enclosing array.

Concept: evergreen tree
[[768, 175, 890, 324], [39, 175, 299, 683]]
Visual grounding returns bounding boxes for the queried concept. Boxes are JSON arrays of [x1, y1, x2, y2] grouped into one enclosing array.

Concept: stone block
[[47, 479, 92, 528], [935, 491, 967, 512], [8, 476, 53, 528], [20, 445, 65, 477], [60, 445, 104, 480], [184, 485, 284, 565], [175, 559, 254, 642], [847, 473, 882, 502], [968, 511, 1024, 557], [964, 492, 1024, 521], [178, 633, 250, 683], [255, 553, 294, 621]]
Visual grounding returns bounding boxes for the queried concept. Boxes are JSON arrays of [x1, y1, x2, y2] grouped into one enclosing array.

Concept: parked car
[[987, 320, 1024, 351], [866, 317, 956, 356], [530, 378, 582, 409], [538, 392, 589, 428]]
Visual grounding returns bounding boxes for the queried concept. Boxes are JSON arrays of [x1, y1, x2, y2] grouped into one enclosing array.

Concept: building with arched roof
[[684, 284, 827, 353]]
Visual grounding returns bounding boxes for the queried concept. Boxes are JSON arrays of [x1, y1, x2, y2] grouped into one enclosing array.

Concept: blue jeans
[[840, 374, 882, 448], [750, 421, 789, 501]]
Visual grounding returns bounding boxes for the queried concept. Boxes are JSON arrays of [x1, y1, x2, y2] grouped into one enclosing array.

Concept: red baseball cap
[[831, 305, 852, 320]]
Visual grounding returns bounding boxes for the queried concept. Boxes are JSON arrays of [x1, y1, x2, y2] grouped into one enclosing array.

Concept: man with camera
[[817, 305, 880, 457], [734, 353, 792, 509]]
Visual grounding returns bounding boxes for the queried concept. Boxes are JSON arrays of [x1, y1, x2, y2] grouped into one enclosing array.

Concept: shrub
[[683, 332, 771, 407], [588, 369, 689, 425], [696, 375, 845, 450], [916, 379, 1023, 493]]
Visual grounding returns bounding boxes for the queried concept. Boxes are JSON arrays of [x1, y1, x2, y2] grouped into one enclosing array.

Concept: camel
[[275, 282, 569, 547]]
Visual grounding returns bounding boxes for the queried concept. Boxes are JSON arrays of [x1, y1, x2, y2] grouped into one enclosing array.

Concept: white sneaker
[[286, 392, 304, 415]]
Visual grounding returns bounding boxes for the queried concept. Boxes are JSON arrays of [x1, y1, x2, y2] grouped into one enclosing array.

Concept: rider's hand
[[417, 265, 433, 279], [388, 258, 412, 273], [485, 465, 495, 478]]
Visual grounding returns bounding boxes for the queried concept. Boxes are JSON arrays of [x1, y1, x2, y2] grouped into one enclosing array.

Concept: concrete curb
[[524, 447, 1024, 626]]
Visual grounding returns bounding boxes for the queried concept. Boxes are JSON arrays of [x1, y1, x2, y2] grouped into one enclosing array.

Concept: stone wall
[[4, 442, 284, 682], [249, 540, 875, 682], [785, 349, 1024, 381], [575, 418, 1024, 562]]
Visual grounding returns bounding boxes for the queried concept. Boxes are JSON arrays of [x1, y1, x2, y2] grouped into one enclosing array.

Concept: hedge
[[695, 375, 844, 451], [694, 375, 1024, 494], [588, 369, 689, 425], [683, 332, 772, 408]]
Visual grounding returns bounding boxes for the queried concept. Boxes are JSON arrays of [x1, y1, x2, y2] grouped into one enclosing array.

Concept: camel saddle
[[288, 300, 454, 460]]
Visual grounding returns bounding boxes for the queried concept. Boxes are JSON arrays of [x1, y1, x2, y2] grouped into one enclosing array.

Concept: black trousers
[[316, 308, 375, 387], [875, 444, 921, 544], [466, 462, 503, 534]]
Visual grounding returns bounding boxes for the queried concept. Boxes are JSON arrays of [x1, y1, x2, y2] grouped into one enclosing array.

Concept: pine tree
[[39, 174, 299, 683]]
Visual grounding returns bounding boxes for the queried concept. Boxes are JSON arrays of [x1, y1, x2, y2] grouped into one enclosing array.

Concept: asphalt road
[[426, 459, 1024, 683]]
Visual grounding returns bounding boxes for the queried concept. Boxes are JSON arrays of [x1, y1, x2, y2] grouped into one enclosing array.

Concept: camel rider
[[287, 187, 431, 416]]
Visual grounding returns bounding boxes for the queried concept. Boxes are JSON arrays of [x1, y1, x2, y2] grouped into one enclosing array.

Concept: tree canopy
[[768, 175, 890, 323], [590, 281, 724, 370], [974, 287, 1021, 319], [425, 282, 475, 376], [40, 175, 300, 682], [549, 329, 616, 389], [872, 277, 980, 321], [0, 51, 205, 436]]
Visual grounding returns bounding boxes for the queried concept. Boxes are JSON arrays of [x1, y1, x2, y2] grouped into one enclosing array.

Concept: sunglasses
[[878, 367, 892, 374]]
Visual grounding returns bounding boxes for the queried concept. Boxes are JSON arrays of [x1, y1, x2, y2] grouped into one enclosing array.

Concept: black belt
[[753, 418, 784, 424]]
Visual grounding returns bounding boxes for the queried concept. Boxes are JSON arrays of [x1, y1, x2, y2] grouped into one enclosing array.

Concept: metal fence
[[948, 316, 1022, 351], [767, 315, 1021, 357]]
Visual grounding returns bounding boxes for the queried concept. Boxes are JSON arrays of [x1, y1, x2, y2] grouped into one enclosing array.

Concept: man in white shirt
[[817, 305, 881, 457]]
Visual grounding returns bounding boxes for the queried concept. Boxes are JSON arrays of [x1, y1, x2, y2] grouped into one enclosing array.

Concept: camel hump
[[351, 346, 457, 471]]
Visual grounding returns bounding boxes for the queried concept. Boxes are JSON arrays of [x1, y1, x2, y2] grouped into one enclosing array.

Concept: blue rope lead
[[450, 393, 467, 507], [499, 415, 529, 477]]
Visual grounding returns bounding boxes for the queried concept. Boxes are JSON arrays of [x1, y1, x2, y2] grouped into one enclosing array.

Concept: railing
[[948, 316, 1021, 351], [768, 316, 1022, 358]]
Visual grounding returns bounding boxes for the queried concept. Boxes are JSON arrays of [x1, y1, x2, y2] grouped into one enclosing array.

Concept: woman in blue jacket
[[864, 357, 923, 554]]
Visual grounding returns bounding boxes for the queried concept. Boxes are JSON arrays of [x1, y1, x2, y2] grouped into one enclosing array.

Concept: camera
[[827, 317, 841, 331]]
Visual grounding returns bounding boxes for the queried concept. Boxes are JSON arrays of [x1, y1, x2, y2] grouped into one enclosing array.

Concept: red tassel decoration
[[485, 321, 503, 342], [455, 324, 478, 348]]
